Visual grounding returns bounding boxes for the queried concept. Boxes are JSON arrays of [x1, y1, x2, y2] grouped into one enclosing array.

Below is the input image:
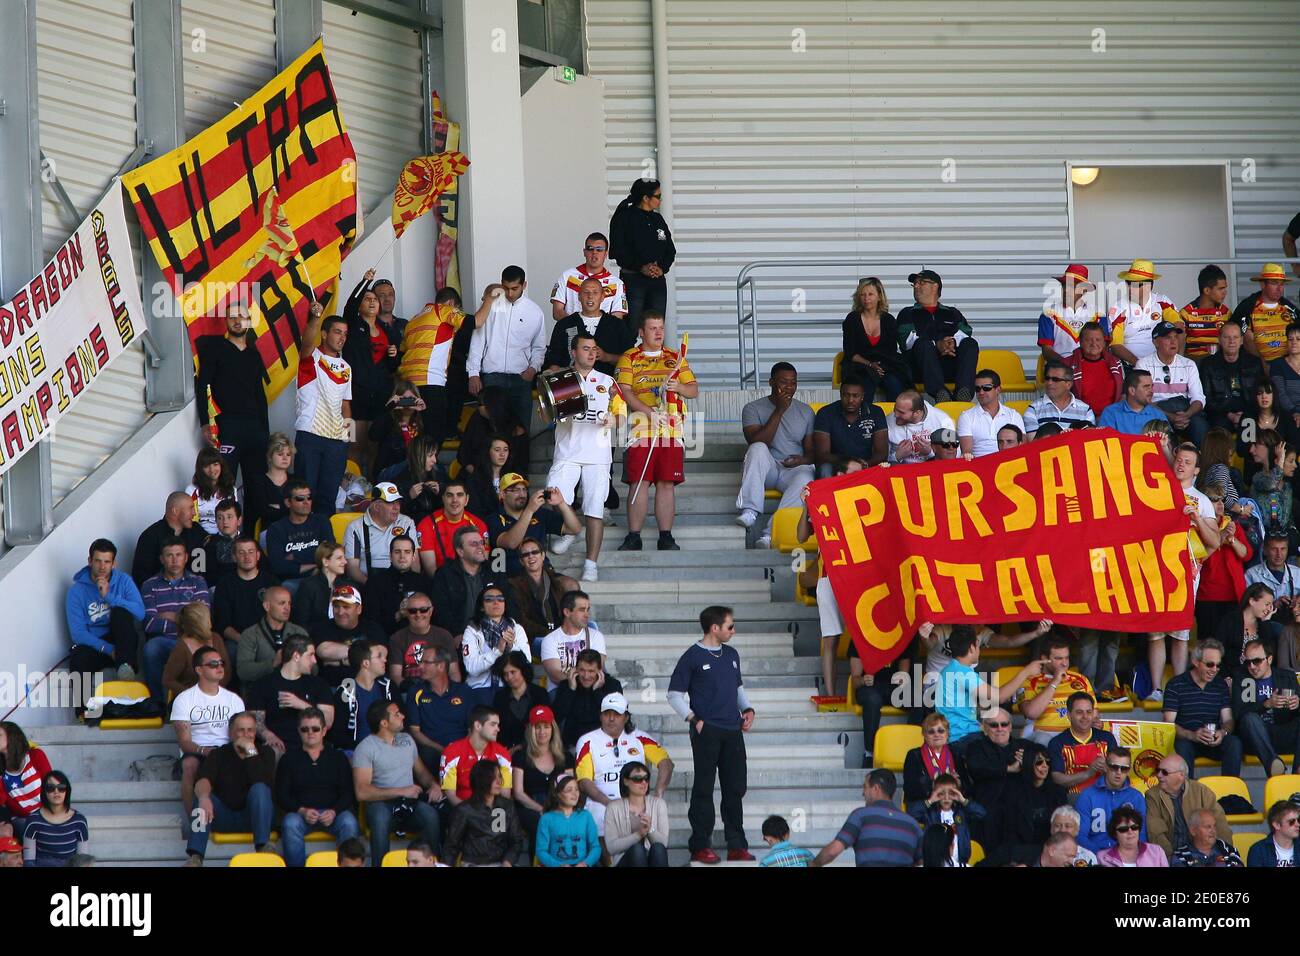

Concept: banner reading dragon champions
[[0, 188, 144, 476], [121, 39, 357, 400], [807, 430, 1195, 673]]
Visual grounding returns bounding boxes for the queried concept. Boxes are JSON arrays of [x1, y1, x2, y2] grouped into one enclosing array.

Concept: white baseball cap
[[600, 692, 629, 714]]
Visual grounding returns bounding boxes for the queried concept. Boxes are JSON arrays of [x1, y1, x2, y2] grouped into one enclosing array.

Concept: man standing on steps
[[737, 363, 815, 549], [812, 768, 922, 867], [667, 605, 755, 864], [545, 334, 626, 583]]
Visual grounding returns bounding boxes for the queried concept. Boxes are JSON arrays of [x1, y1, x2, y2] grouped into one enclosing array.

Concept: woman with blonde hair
[[511, 703, 573, 850], [841, 276, 909, 400], [245, 432, 296, 533], [292, 542, 347, 628], [161, 602, 231, 698]]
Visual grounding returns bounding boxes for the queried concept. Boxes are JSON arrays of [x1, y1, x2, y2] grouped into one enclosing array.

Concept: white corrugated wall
[[323, 3, 426, 220], [36, 0, 149, 505], [181, 0, 279, 139], [586, 0, 1300, 383]]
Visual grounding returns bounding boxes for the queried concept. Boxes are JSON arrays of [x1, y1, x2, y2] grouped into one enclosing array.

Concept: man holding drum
[[545, 333, 627, 583]]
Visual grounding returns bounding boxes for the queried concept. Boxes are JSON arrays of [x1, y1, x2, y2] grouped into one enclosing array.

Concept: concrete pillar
[[441, 0, 528, 298]]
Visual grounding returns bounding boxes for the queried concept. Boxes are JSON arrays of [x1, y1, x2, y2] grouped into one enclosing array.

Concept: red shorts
[[623, 442, 685, 485]]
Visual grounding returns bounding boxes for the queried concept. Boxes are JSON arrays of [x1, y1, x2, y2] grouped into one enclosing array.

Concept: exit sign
[[555, 65, 576, 84]]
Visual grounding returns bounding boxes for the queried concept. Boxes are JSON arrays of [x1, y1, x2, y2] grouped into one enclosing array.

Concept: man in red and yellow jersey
[[615, 311, 699, 552], [1021, 635, 1095, 746], [1235, 263, 1298, 363], [415, 480, 488, 576], [438, 705, 513, 804], [1047, 693, 1117, 795], [397, 286, 489, 441], [575, 693, 672, 837], [1179, 264, 1232, 360]]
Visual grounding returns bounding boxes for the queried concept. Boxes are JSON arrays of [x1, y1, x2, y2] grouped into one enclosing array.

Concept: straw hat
[[1250, 263, 1292, 283], [1117, 259, 1161, 282]]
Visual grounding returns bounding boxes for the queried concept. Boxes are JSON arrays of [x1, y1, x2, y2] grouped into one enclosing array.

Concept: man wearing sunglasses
[[263, 479, 336, 590], [1144, 754, 1231, 860], [172, 645, 245, 836], [1023, 359, 1095, 438], [1162, 638, 1242, 778], [930, 427, 962, 461], [1074, 745, 1147, 853], [957, 370, 1024, 458], [275, 707, 359, 867], [550, 232, 629, 321], [897, 268, 979, 404], [1137, 321, 1208, 445], [1231, 638, 1300, 778], [1247, 800, 1300, 867]]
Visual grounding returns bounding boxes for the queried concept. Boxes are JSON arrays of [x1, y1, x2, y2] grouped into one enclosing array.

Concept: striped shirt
[[760, 840, 814, 867], [23, 811, 89, 865], [1163, 672, 1230, 732], [835, 800, 923, 867], [139, 572, 211, 636], [1, 748, 51, 818]]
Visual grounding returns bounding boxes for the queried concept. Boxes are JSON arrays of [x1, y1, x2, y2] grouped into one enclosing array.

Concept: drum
[[538, 367, 589, 422]]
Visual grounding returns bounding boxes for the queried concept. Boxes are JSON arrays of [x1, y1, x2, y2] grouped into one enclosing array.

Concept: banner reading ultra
[[122, 39, 358, 400], [807, 430, 1195, 672], [0, 188, 144, 476]]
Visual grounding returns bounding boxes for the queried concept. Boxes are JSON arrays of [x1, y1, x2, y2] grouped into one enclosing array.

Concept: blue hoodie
[[1074, 776, 1147, 853], [65, 567, 145, 655]]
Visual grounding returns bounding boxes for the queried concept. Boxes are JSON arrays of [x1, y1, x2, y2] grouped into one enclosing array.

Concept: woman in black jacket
[[444, 759, 526, 866], [491, 652, 551, 753], [342, 270, 399, 464], [608, 178, 675, 325], [389, 434, 447, 525], [841, 277, 910, 400]]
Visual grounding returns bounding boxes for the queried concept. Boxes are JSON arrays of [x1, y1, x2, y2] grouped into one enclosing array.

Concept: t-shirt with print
[[415, 510, 488, 570], [170, 686, 245, 749], [551, 369, 627, 465], [294, 347, 352, 440], [617, 345, 696, 444], [1022, 671, 1095, 735], [353, 731, 419, 790], [1047, 727, 1117, 794], [540, 625, 608, 672], [741, 396, 814, 461]]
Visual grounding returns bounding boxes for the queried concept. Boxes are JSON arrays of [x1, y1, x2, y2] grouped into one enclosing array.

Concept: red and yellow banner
[[122, 39, 357, 400], [429, 91, 462, 292], [808, 430, 1195, 672], [392, 152, 469, 240]]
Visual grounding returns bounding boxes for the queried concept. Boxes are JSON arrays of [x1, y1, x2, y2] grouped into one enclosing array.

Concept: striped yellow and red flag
[[121, 39, 358, 400], [391, 152, 469, 240]]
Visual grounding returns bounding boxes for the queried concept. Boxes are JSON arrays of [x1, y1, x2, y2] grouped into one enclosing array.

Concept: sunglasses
[[583, 245, 607, 252], [1114, 824, 1140, 834], [299, 726, 323, 734], [975, 384, 997, 392], [1156, 768, 1182, 777], [1107, 764, 1132, 772], [520, 550, 543, 558], [407, 606, 433, 614], [1161, 364, 1172, 385], [45, 783, 68, 793], [1045, 376, 1071, 384], [1208, 497, 1225, 503], [938, 442, 960, 449], [291, 494, 313, 502], [1201, 661, 1221, 670], [651, 193, 663, 199], [1283, 818, 1300, 827], [199, 660, 226, 669], [986, 721, 1011, 729], [626, 774, 649, 783], [483, 595, 506, 603], [1245, 656, 1268, 666]]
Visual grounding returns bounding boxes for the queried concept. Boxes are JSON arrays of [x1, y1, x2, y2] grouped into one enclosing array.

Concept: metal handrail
[[734, 256, 1300, 387]]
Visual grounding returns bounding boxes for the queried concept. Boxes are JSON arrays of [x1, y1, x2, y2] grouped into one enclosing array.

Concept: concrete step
[[605, 631, 795, 659], [578, 578, 772, 605], [611, 656, 817, 682], [632, 686, 817, 717], [667, 744, 845, 774], [673, 768, 866, 791], [558, 548, 781, 569], [77, 781, 179, 817], [605, 601, 818, 629], [650, 710, 861, 740], [36, 726, 177, 782], [552, 524, 747, 552], [556, 563, 776, 583]]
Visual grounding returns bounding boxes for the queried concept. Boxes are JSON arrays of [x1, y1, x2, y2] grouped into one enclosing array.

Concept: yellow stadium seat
[[345, 459, 361, 478], [448, 459, 461, 479], [845, 677, 904, 717], [969, 840, 985, 866], [1245, 753, 1295, 768], [936, 401, 967, 423], [330, 511, 357, 542], [832, 351, 844, 387], [980, 349, 1033, 393], [1141, 666, 1175, 711], [1233, 832, 1265, 860], [770, 507, 814, 554], [228, 852, 285, 867], [1264, 774, 1300, 811], [764, 489, 779, 500], [212, 830, 280, 845], [381, 849, 408, 868], [1007, 399, 1031, 415], [1199, 775, 1263, 824], [873, 724, 922, 772], [88, 680, 162, 730], [810, 402, 826, 414], [305, 850, 338, 867], [876, 402, 894, 417]]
